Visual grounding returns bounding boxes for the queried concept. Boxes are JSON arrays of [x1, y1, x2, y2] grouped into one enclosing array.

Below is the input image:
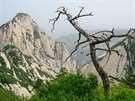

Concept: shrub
[[3, 44, 16, 51], [0, 73, 16, 84], [122, 38, 135, 88], [110, 84, 135, 101], [0, 87, 22, 101], [29, 72, 98, 101], [0, 56, 16, 84], [12, 66, 35, 88]]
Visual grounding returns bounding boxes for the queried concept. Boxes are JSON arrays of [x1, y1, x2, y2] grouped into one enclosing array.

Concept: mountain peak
[[12, 13, 30, 21], [10, 12, 32, 25], [15, 13, 30, 18], [0, 12, 76, 97]]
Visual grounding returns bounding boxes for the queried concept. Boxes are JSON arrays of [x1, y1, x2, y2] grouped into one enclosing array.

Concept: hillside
[[81, 37, 135, 80], [58, 29, 128, 67], [0, 13, 76, 97]]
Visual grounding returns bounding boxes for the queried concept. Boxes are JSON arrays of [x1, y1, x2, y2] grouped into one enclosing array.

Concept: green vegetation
[[8, 50, 23, 66], [1, 45, 35, 88], [3, 45, 24, 66], [3, 44, 16, 51], [0, 73, 17, 84], [0, 56, 17, 84], [110, 84, 135, 101], [28, 71, 135, 101], [26, 32, 32, 42], [24, 55, 33, 66], [122, 38, 135, 89], [0, 87, 22, 101], [0, 70, 135, 101], [29, 71, 98, 101], [16, 13, 29, 18], [34, 30, 40, 39], [124, 38, 135, 67], [12, 66, 35, 88], [1, 39, 135, 100], [0, 56, 6, 67]]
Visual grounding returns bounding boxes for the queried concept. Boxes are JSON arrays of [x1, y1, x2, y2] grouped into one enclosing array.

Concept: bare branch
[[95, 48, 120, 55], [112, 28, 115, 35], [74, 32, 81, 44], [102, 33, 109, 38], [50, 6, 95, 40], [105, 41, 111, 50], [78, 6, 84, 16], [69, 6, 93, 21], [51, 7, 135, 96], [108, 75, 124, 83], [92, 30, 114, 36], [70, 13, 93, 21], [62, 40, 89, 65], [49, 6, 72, 32], [103, 52, 111, 68], [92, 29, 135, 45], [50, 12, 62, 32]]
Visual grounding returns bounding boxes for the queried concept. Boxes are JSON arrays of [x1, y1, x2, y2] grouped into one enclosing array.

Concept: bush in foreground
[[0, 87, 22, 101], [29, 71, 135, 101], [30, 72, 98, 101]]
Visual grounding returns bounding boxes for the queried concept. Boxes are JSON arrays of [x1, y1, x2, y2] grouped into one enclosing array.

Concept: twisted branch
[[62, 40, 89, 65]]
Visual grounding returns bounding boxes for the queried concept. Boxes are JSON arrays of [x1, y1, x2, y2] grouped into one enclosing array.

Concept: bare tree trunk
[[90, 44, 110, 97], [50, 6, 135, 98]]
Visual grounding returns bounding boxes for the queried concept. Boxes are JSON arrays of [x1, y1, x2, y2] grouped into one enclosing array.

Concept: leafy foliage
[[0, 70, 135, 101], [29, 71, 135, 101], [122, 38, 135, 88], [0, 56, 16, 84], [0, 87, 22, 101], [12, 66, 35, 88], [0, 56, 6, 67], [3, 44, 16, 51], [110, 84, 135, 101], [8, 50, 23, 66], [0, 73, 16, 84], [29, 71, 99, 101]]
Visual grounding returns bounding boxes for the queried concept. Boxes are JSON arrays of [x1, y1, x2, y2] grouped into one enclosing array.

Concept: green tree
[[122, 38, 135, 88], [29, 72, 98, 101], [0, 87, 22, 101]]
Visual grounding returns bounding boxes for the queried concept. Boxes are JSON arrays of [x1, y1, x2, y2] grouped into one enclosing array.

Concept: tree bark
[[50, 7, 135, 98], [90, 44, 110, 97]]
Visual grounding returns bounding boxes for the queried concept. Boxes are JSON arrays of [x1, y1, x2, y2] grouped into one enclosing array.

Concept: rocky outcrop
[[81, 37, 135, 81], [0, 13, 76, 97], [58, 30, 128, 67], [81, 46, 127, 81]]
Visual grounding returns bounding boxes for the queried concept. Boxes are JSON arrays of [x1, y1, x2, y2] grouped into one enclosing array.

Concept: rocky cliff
[[58, 29, 128, 67], [81, 45, 127, 80], [0, 13, 76, 97], [81, 37, 135, 81]]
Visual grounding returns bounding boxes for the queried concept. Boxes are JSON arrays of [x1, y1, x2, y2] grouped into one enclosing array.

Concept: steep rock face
[[58, 30, 128, 67], [0, 13, 76, 97], [81, 37, 135, 79], [81, 46, 127, 80], [81, 37, 135, 81], [0, 13, 76, 72], [0, 46, 57, 97]]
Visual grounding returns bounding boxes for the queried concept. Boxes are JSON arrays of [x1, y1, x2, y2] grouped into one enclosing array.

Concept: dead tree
[[50, 6, 135, 97]]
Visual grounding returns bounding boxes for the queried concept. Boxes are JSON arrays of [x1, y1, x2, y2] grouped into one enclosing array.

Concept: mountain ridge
[[57, 29, 128, 67], [0, 13, 76, 97]]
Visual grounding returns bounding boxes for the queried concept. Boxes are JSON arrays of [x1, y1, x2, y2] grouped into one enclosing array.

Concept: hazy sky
[[0, 0, 134, 39]]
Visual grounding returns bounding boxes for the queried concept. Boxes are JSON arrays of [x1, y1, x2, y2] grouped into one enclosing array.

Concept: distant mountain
[[57, 29, 128, 67], [81, 33, 135, 80], [0, 13, 76, 97]]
